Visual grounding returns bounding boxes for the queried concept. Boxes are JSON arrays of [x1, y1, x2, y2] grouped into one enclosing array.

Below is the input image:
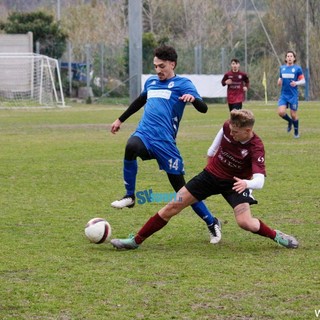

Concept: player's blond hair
[[230, 109, 255, 128]]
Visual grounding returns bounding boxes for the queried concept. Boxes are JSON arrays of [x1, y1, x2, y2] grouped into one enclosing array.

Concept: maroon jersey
[[205, 121, 266, 180], [221, 70, 249, 104]]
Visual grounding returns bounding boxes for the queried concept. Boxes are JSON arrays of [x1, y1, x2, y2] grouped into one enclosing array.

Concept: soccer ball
[[84, 218, 112, 244]]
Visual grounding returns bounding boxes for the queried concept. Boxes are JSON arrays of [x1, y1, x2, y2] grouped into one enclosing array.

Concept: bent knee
[[125, 136, 147, 160], [125, 140, 136, 153]]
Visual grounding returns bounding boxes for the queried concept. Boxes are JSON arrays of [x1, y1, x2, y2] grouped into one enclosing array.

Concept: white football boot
[[208, 219, 222, 244], [111, 196, 135, 209]]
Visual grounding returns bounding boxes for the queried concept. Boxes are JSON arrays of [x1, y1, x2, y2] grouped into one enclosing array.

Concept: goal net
[[0, 53, 65, 108]]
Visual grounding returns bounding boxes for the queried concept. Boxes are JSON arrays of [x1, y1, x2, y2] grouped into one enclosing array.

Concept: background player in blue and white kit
[[110, 45, 221, 244], [277, 51, 305, 138]]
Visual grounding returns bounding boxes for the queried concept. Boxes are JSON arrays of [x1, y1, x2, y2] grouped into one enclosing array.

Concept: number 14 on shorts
[[168, 158, 179, 170]]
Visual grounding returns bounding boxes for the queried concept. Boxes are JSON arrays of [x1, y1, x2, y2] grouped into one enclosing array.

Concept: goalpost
[[0, 53, 65, 108]]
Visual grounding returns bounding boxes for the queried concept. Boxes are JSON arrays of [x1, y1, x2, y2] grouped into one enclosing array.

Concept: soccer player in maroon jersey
[[111, 109, 299, 250], [221, 58, 250, 112]]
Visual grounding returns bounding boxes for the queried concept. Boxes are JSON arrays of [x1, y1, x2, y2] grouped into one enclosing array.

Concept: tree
[[0, 11, 68, 59], [262, 0, 320, 99]]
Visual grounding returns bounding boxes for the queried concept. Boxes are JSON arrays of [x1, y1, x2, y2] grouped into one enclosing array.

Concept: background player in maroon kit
[[221, 58, 250, 112], [111, 109, 299, 250]]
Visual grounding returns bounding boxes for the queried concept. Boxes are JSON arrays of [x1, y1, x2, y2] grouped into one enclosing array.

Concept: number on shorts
[[168, 158, 179, 171]]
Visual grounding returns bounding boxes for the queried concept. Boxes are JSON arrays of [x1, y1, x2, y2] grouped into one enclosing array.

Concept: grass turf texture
[[0, 101, 319, 319]]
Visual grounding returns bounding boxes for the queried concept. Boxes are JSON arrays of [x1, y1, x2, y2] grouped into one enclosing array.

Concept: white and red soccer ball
[[84, 218, 112, 244]]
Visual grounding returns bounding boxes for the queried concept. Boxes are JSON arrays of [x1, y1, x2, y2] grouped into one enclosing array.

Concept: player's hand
[[290, 81, 297, 87], [179, 94, 195, 103], [232, 176, 247, 193], [111, 119, 122, 134], [243, 86, 248, 92], [225, 79, 233, 85], [277, 78, 282, 86]]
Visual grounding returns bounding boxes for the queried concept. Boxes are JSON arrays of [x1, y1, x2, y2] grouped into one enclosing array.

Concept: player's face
[[231, 61, 240, 72], [229, 124, 252, 142], [286, 53, 296, 65], [154, 57, 176, 81]]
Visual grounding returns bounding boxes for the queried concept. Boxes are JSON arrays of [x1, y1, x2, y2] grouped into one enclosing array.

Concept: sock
[[123, 159, 137, 196], [191, 201, 215, 226], [253, 219, 276, 239], [282, 114, 292, 124], [135, 213, 168, 244], [292, 119, 299, 135]]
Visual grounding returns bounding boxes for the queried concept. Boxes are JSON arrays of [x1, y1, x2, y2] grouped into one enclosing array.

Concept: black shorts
[[185, 169, 258, 209], [228, 103, 242, 111]]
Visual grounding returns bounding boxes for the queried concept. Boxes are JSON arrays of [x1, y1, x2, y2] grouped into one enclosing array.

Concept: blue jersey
[[135, 75, 202, 142], [279, 64, 304, 104]]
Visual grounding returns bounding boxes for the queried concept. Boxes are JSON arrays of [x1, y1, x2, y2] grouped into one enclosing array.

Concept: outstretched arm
[[119, 95, 147, 122], [110, 95, 147, 134]]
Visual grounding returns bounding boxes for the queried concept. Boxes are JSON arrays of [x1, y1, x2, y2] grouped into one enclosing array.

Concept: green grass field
[[0, 100, 319, 320]]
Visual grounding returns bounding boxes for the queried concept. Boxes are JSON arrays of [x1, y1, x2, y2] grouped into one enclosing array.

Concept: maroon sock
[[254, 219, 277, 239], [134, 212, 168, 244]]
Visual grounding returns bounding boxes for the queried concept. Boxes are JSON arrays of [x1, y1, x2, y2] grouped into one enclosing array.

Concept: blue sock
[[191, 201, 215, 226], [282, 114, 292, 124], [123, 159, 137, 197], [292, 119, 299, 135]]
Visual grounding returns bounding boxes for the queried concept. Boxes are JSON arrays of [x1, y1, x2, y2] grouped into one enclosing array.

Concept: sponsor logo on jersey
[[282, 73, 295, 79], [148, 89, 172, 99]]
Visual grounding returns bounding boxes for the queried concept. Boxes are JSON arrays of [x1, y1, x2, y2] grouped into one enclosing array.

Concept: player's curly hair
[[154, 45, 178, 67], [230, 109, 255, 128]]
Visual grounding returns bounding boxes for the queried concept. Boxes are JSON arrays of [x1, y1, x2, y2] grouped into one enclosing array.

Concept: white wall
[[0, 33, 33, 92], [142, 74, 227, 98], [0, 32, 33, 53]]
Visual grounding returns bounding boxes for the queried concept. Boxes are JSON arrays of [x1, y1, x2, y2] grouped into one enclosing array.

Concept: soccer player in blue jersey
[[110, 45, 221, 244], [277, 51, 305, 138]]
